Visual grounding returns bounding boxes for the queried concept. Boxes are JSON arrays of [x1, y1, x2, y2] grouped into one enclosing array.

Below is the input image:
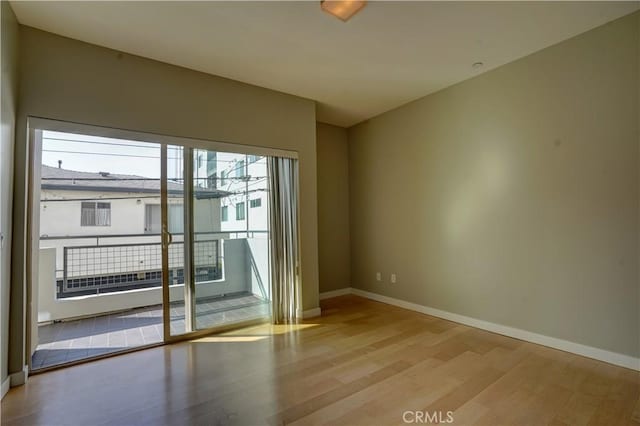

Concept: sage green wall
[[1, 0, 18, 388], [317, 122, 350, 292], [348, 12, 640, 357], [10, 26, 319, 374]]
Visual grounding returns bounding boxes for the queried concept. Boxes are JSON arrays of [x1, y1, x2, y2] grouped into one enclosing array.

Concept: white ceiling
[[10, 1, 640, 127]]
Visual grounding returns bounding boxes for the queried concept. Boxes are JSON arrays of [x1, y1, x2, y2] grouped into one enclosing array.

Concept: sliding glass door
[[29, 118, 282, 371], [161, 145, 271, 339]]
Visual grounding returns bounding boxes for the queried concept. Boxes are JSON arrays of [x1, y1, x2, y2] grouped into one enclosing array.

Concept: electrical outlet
[[390, 273, 397, 284], [376, 272, 381, 282]]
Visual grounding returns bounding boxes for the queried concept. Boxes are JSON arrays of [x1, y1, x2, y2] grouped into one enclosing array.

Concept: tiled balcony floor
[[32, 292, 270, 369]]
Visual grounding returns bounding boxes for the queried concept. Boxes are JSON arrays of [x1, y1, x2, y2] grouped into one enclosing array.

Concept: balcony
[[34, 231, 270, 369], [57, 234, 222, 298], [32, 293, 269, 369]]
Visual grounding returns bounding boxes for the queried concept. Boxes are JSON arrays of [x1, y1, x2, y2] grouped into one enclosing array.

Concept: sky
[[40, 130, 267, 186], [41, 130, 164, 178]]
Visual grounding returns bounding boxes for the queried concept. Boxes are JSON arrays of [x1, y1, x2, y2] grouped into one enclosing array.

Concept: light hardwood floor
[[2, 295, 639, 425]]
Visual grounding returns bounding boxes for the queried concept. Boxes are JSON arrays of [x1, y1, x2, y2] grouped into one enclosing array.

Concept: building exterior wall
[[40, 188, 220, 237], [39, 188, 222, 279], [190, 149, 269, 233], [211, 152, 269, 233]]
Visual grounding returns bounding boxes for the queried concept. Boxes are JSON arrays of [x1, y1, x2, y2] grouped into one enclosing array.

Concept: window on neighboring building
[[207, 173, 217, 189], [167, 205, 184, 233], [81, 202, 111, 226], [145, 204, 183, 233], [145, 204, 161, 234], [220, 170, 227, 186], [206, 151, 216, 174], [221, 205, 228, 222], [248, 155, 261, 163], [236, 202, 245, 220], [250, 198, 262, 208], [236, 160, 245, 178]]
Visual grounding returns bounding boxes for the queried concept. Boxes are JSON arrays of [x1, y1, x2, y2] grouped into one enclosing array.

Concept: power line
[[41, 176, 269, 181], [43, 149, 163, 159], [43, 177, 160, 181], [219, 155, 265, 179], [42, 149, 265, 164], [40, 188, 268, 203], [44, 137, 160, 150], [43, 137, 245, 163], [217, 158, 266, 193]]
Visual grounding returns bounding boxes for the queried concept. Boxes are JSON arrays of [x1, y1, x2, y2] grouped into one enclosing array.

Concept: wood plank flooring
[[2, 295, 639, 425]]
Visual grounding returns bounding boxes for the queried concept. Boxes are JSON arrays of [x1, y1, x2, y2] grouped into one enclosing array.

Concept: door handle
[[162, 228, 173, 249]]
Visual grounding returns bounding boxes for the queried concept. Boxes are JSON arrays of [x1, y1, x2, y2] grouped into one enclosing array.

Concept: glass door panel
[[192, 149, 271, 330], [163, 145, 271, 339]]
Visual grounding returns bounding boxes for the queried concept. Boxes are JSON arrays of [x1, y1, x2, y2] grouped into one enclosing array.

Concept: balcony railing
[[40, 231, 266, 299], [59, 239, 220, 298]]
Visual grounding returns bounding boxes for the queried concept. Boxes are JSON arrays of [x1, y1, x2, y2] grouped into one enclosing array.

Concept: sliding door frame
[[160, 145, 170, 342], [28, 117, 298, 159], [26, 116, 298, 365]]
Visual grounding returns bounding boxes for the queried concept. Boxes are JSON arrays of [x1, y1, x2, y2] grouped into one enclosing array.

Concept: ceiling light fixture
[[321, 0, 367, 22]]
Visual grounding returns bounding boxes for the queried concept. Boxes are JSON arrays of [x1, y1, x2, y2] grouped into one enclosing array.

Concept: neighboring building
[[40, 164, 228, 238], [195, 151, 269, 233], [39, 165, 230, 297]]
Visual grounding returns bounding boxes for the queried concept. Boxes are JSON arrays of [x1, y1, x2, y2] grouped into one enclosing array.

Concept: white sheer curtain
[[268, 157, 300, 324]]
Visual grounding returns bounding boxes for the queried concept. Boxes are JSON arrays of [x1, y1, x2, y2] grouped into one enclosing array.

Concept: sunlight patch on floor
[[191, 335, 268, 343], [224, 322, 321, 336]]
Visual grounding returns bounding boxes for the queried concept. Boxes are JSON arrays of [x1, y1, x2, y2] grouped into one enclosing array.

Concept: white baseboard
[[297, 307, 322, 319], [319, 288, 352, 300], [9, 366, 28, 387], [1, 376, 10, 400], [320, 287, 640, 371]]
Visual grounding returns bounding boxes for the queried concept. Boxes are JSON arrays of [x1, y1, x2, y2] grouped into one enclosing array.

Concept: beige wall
[[348, 12, 640, 358], [1, 0, 19, 388], [10, 26, 319, 374], [316, 122, 350, 292]]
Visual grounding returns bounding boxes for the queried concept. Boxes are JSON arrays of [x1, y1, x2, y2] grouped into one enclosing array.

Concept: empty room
[[1, 1, 639, 425]]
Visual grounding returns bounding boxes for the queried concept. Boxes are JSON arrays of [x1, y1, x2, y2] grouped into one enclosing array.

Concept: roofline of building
[[41, 184, 231, 198]]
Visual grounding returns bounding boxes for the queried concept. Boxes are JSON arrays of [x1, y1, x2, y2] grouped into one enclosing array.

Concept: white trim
[[321, 287, 640, 371], [9, 366, 28, 387], [319, 288, 352, 300], [297, 307, 322, 319], [27, 116, 299, 159], [1, 377, 10, 400]]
